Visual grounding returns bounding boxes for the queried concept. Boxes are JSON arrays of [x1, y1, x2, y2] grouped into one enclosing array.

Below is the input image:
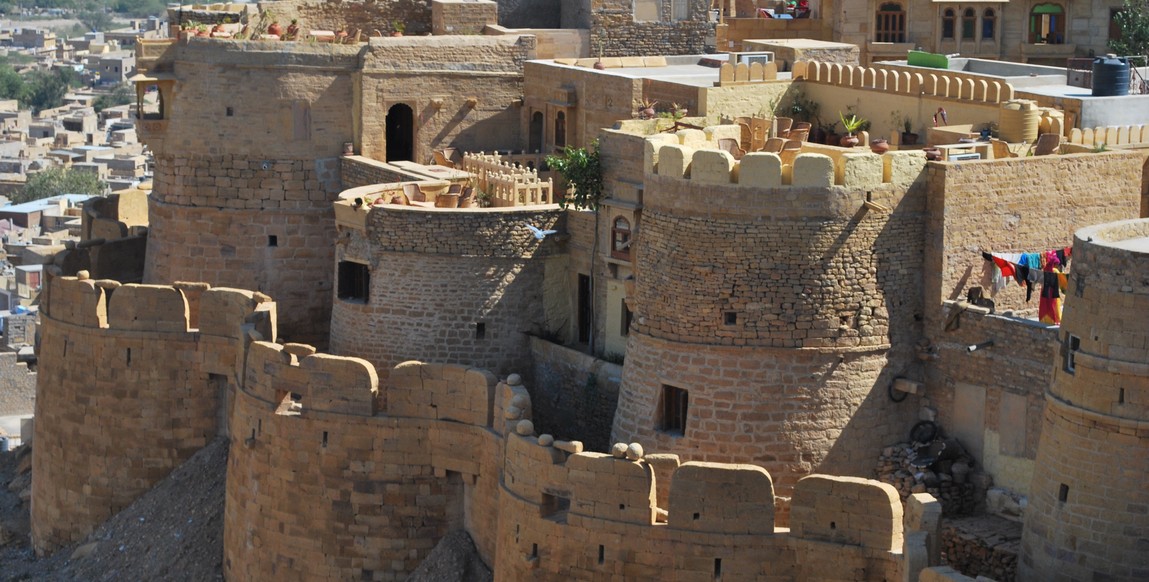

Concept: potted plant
[[392, 20, 405, 37], [889, 111, 917, 145], [636, 99, 658, 120], [839, 112, 865, 147], [286, 19, 300, 40], [267, 20, 283, 37]]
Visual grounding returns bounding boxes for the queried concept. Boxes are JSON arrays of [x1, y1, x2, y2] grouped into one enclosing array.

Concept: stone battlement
[[794, 60, 1015, 105], [44, 275, 275, 339], [643, 130, 927, 200]]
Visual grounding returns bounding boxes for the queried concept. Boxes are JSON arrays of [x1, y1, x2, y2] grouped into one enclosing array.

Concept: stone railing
[[715, 61, 780, 86], [1067, 124, 1149, 148], [794, 61, 1015, 104], [463, 151, 555, 206]]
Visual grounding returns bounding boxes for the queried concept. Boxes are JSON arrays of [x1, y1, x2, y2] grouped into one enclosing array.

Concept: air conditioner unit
[[948, 152, 982, 161], [729, 51, 775, 66]]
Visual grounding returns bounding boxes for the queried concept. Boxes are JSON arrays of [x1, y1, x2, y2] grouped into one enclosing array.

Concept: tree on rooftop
[[1109, 0, 1149, 64], [18, 166, 106, 204], [545, 140, 603, 211]]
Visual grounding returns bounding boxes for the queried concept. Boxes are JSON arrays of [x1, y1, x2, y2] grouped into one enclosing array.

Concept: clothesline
[[980, 248, 1069, 325]]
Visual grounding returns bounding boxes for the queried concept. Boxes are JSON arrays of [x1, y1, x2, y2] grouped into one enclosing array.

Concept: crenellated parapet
[[643, 130, 927, 205], [31, 276, 275, 555], [794, 60, 1015, 104], [498, 409, 918, 580]]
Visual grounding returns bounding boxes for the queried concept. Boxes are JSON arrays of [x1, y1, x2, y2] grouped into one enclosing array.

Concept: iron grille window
[[875, 3, 906, 43]]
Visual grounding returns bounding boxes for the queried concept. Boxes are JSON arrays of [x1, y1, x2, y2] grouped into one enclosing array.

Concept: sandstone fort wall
[[358, 37, 532, 163], [922, 152, 1144, 326], [31, 271, 929, 579], [612, 141, 927, 508], [139, 41, 356, 345], [30, 277, 274, 554], [1021, 219, 1149, 582], [925, 304, 1055, 495], [329, 203, 566, 384]]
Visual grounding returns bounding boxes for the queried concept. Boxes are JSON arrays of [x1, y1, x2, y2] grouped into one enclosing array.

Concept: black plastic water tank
[[1092, 54, 1130, 97]]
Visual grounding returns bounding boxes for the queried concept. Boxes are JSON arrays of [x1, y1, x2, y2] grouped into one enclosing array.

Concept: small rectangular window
[[1058, 483, 1069, 503], [1065, 334, 1080, 373], [658, 385, 689, 436], [475, 322, 486, 339], [268, 235, 278, 247], [724, 311, 737, 325], [338, 261, 370, 303]]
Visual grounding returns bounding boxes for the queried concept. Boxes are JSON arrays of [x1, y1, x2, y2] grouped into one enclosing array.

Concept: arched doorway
[[529, 111, 543, 153], [386, 103, 414, 162]]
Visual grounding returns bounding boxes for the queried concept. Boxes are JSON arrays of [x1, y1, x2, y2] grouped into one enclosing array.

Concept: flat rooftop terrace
[[538, 55, 790, 87]]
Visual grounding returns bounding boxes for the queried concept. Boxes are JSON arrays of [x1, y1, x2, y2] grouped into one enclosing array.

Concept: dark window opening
[[126, 347, 132, 366], [476, 322, 486, 340], [555, 111, 566, 148], [338, 261, 370, 303], [1119, 388, 1126, 404], [531, 543, 538, 558], [541, 493, 570, 520], [268, 235, 278, 247], [577, 274, 592, 344], [598, 545, 604, 565], [724, 311, 737, 325], [529, 111, 544, 153], [385, 103, 415, 162], [1058, 483, 1069, 503], [875, 2, 906, 43], [714, 558, 722, 580], [1074, 275, 1086, 298], [830, 521, 837, 529], [962, 8, 976, 39], [1065, 334, 1080, 373], [226, 106, 234, 117], [658, 384, 689, 436], [942, 8, 956, 39], [322, 431, 328, 448], [982, 9, 996, 39]]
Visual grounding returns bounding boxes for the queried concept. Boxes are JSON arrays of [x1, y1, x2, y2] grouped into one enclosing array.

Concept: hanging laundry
[[1038, 251, 1066, 325]]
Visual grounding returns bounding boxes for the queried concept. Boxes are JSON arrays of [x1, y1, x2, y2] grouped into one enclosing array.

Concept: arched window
[[874, 2, 905, 43], [1030, 3, 1065, 44], [555, 111, 566, 148], [611, 216, 632, 260], [941, 8, 955, 40], [962, 8, 976, 39], [982, 8, 996, 40]]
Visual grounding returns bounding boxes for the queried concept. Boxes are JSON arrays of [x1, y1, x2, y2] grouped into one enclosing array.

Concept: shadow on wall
[[817, 176, 928, 482]]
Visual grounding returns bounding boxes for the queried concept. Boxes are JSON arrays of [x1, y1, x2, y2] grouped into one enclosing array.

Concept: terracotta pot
[[391, 31, 403, 37], [286, 24, 300, 38], [267, 22, 283, 36], [901, 132, 919, 146], [642, 107, 656, 119], [592, 59, 605, 70], [343, 142, 354, 156], [924, 147, 943, 161], [840, 134, 859, 148], [195, 29, 209, 37], [870, 139, 890, 154]]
